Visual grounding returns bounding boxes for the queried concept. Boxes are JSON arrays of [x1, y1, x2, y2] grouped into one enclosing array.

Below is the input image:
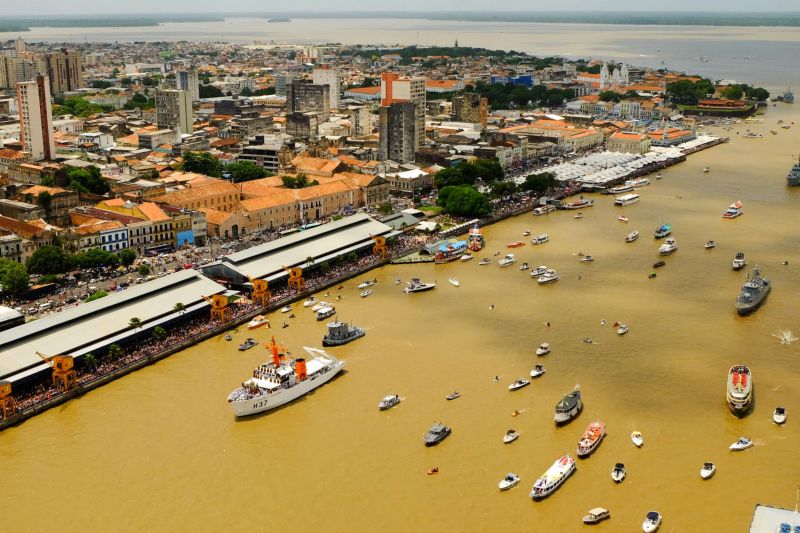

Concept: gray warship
[[787, 156, 800, 186], [322, 321, 365, 347], [735, 266, 771, 316]]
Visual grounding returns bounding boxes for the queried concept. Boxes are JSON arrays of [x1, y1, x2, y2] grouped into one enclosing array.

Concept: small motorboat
[[574, 212, 584, 219], [611, 463, 626, 483], [729, 436, 753, 451], [446, 391, 461, 401], [658, 237, 678, 256], [700, 462, 716, 480], [378, 394, 401, 410], [732, 252, 746, 271], [499, 253, 517, 267], [523, 230, 531, 236], [705, 240, 716, 249], [536, 343, 550, 356], [617, 324, 629, 335], [460, 254, 473, 262], [311, 301, 329, 312], [448, 278, 460, 287], [506, 241, 525, 248], [238, 337, 258, 351], [394, 278, 402, 285], [626, 231, 639, 242], [656, 172, 663, 180], [360, 289, 373, 298], [426, 467, 439, 475], [508, 379, 530, 391], [631, 431, 644, 447], [280, 305, 292, 313], [479, 258, 491, 265], [618, 215, 629, 223], [224, 334, 233, 341], [583, 507, 611, 525], [530, 266, 548, 277], [530, 364, 546, 378], [520, 262, 529, 271], [537, 269, 559, 284], [499, 473, 520, 491], [580, 255, 594, 263], [649, 272, 657, 279], [773, 406, 787, 425], [642, 510, 662, 532], [303, 297, 317, 307], [511, 410, 520, 417], [247, 315, 269, 329], [503, 429, 519, 444], [652, 261, 666, 269], [703, 166, 711, 173], [357, 280, 375, 289]]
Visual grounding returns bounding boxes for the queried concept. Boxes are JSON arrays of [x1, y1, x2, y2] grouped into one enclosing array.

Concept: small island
[[267, 18, 292, 23]]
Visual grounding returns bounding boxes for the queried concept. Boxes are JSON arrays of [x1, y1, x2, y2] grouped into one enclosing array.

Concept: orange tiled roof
[[197, 207, 234, 225], [137, 202, 170, 222], [239, 189, 298, 212]]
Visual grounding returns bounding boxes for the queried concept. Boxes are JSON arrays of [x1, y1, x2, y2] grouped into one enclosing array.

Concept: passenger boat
[[248, 315, 269, 329], [303, 297, 317, 307], [583, 507, 611, 525], [357, 279, 376, 289], [503, 429, 520, 444], [606, 184, 634, 195], [536, 343, 550, 356], [424, 422, 451, 446], [533, 204, 556, 215], [705, 240, 716, 249], [226, 337, 345, 416], [617, 324, 628, 335], [723, 200, 743, 219], [315, 305, 336, 321], [508, 379, 530, 391], [434, 241, 468, 264], [322, 321, 365, 347], [658, 238, 677, 256], [479, 258, 491, 265], [631, 431, 644, 447], [538, 270, 560, 285], [460, 253, 473, 262], [576, 421, 606, 457], [611, 463, 626, 483], [773, 406, 787, 425], [467, 223, 484, 251], [448, 278, 460, 287], [238, 337, 259, 351], [506, 241, 525, 248], [531, 234, 550, 245], [280, 305, 292, 313], [446, 391, 460, 401], [530, 364, 546, 378], [700, 462, 716, 480], [499, 473, 520, 491], [642, 511, 662, 532], [520, 262, 529, 271], [614, 193, 640, 206], [625, 177, 650, 188], [378, 394, 401, 410], [530, 455, 576, 500], [561, 198, 594, 210], [653, 224, 671, 239], [735, 266, 771, 315], [554, 385, 582, 424], [360, 289, 372, 298], [618, 215, 629, 222], [311, 301, 329, 312], [530, 266, 548, 277], [403, 279, 436, 293], [499, 253, 517, 266], [729, 436, 753, 451], [727, 365, 753, 415], [626, 231, 639, 242], [732, 252, 746, 270]]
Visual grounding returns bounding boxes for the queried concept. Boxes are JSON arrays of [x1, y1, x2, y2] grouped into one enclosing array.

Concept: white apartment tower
[[312, 66, 340, 110], [17, 74, 55, 161], [155, 89, 193, 135], [176, 69, 200, 102]]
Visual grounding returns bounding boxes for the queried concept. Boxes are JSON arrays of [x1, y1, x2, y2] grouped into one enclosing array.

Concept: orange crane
[[202, 294, 231, 322], [35, 351, 77, 391], [0, 380, 15, 420], [248, 277, 271, 307]]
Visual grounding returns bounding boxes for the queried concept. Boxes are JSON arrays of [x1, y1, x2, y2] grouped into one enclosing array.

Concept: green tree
[[437, 185, 491, 217], [117, 248, 136, 267], [282, 173, 316, 189], [520, 172, 558, 195], [129, 317, 142, 331], [64, 166, 110, 195], [36, 191, 53, 216], [199, 84, 223, 98], [173, 302, 186, 314], [153, 326, 167, 341], [73, 248, 119, 269], [27, 245, 73, 275], [226, 161, 269, 183], [137, 264, 151, 277], [377, 202, 393, 215], [83, 352, 98, 372], [666, 79, 715, 105], [599, 90, 621, 102], [182, 152, 223, 177], [0, 260, 28, 297], [107, 344, 123, 360], [490, 180, 518, 198], [720, 85, 744, 100], [86, 290, 108, 302]]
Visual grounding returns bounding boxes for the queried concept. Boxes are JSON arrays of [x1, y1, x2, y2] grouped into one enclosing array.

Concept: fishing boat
[[735, 266, 771, 315], [357, 280, 376, 289], [705, 240, 716, 249], [538, 270, 560, 285], [507, 241, 525, 248], [723, 201, 744, 219], [642, 511, 662, 532], [658, 238, 677, 256], [732, 252, 746, 271], [360, 289, 372, 298], [247, 315, 269, 329], [322, 321, 365, 347], [448, 278, 460, 287], [700, 462, 716, 480], [238, 338, 258, 351], [583, 507, 611, 525], [424, 422, 451, 446], [773, 406, 787, 425], [499, 473, 520, 491], [446, 391, 460, 401], [303, 297, 317, 307], [727, 365, 753, 415], [280, 305, 292, 313], [561, 198, 595, 210], [311, 301, 329, 312], [479, 258, 491, 265], [611, 463, 626, 483], [530, 455, 576, 500], [226, 337, 345, 416], [508, 379, 530, 391], [530, 364, 546, 378], [729, 436, 753, 451], [618, 215, 629, 222], [530, 266, 548, 277], [499, 253, 517, 267], [617, 324, 629, 335], [576, 421, 606, 457], [533, 204, 557, 215], [631, 431, 644, 447], [404, 279, 436, 293], [626, 231, 639, 242], [503, 429, 520, 444], [653, 224, 671, 239], [467, 223, 484, 251], [460, 253, 474, 262], [378, 394, 401, 410], [315, 305, 336, 321], [554, 385, 582, 424], [536, 343, 551, 356], [531, 234, 550, 245]]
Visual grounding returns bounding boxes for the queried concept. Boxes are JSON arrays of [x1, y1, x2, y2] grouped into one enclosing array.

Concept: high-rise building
[[176, 69, 200, 102], [14, 37, 25, 56], [17, 74, 55, 162], [312, 66, 340, 110], [155, 89, 193, 135], [379, 102, 416, 163], [452, 92, 489, 129], [380, 73, 426, 150], [275, 71, 295, 98], [0, 55, 36, 89], [286, 80, 330, 122], [35, 48, 83, 95]]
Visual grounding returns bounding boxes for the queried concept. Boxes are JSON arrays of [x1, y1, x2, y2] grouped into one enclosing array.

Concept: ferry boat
[[247, 315, 269, 329], [531, 234, 550, 245], [583, 508, 611, 525], [533, 204, 556, 216], [434, 241, 467, 264], [506, 241, 525, 248], [322, 321, 365, 347], [538, 269, 560, 285], [732, 252, 746, 271], [625, 177, 650, 188], [555, 385, 582, 424], [653, 224, 671, 239], [576, 421, 606, 457], [468, 223, 485, 251], [530, 455, 576, 500], [786, 156, 800, 186], [315, 305, 336, 321], [727, 365, 753, 415], [615, 193, 640, 206], [626, 231, 640, 242], [238, 338, 258, 351], [404, 278, 436, 293], [605, 184, 634, 195], [561, 198, 594, 210], [227, 337, 345, 417], [723, 201, 743, 219], [658, 238, 678, 256], [735, 266, 770, 315], [499, 254, 517, 267]]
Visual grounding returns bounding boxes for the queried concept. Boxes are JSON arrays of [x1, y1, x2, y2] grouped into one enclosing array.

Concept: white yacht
[[530, 265, 548, 277], [536, 343, 551, 356], [499, 254, 517, 267], [303, 297, 317, 307], [531, 234, 550, 245], [626, 231, 640, 243], [538, 270, 560, 284], [280, 305, 292, 313], [499, 473, 520, 491], [311, 301, 329, 312], [530, 455, 576, 500], [403, 279, 436, 293], [607, 184, 634, 195], [530, 364, 546, 378], [658, 238, 677, 256], [700, 462, 716, 480], [357, 279, 376, 289], [642, 511, 662, 532], [625, 177, 650, 188]]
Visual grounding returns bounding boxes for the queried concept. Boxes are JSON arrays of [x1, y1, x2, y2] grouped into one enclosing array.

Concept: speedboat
[[732, 252, 746, 270], [774, 406, 787, 425], [315, 305, 336, 321], [238, 338, 258, 351], [378, 394, 401, 410], [658, 238, 677, 256], [531, 234, 550, 245], [574, 212, 584, 219], [577, 421, 606, 457], [499, 473, 520, 491], [280, 305, 292, 313], [626, 231, 639, 242], [618, 215, 629, 223], [652, 260, 666, 269], [507, 241, 525, 248], [303, 297, 317, 307], [404, 279, 436, 293], [247, 315, 269, 329], [394, 278, 402, 284], [729, 436, 753, 451], [703, 166, 711, 173], [311, 301, 329, 312], [225, 334, 233, 341], [508, 379, 530, 391], [503, 429, 520, 444], [446, 391, 461, 401], [700, 462, 716, 480], [460, 254, 473, 262], [448, 278, 460, 287], [617, 324, 629, 335], [530, 364, 546, 378], [520, 262, 529, 271], [538, 270, 560, 285], [499, 254, 517, 267], [653, 224, 671, 239], [530, 455, 576, 500], [705, 240, 716, 249], [530, 266, 548, 277], [580, 255, 594, 263], [611, 463, 626, 483], [357, 280, 376, 289], [656, 172, 663, 179], [583, 507, 611, 525], [360, 289, 372, 298], [642, 511, 662, 532], [631, 431, 644, 447], [536, 343, 550, 356], [522, 230, 531, 236], [424, 422, 451, 446], [479, 258, 491, 265]]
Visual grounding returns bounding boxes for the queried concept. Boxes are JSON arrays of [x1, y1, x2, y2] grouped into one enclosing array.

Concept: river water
[[1, 103, 798, 531]]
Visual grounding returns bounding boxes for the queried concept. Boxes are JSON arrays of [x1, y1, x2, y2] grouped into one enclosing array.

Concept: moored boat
[[530, 265, 548, 277], [606, 184, 634, 195], [499, 473, 520, 491], [460, 253, 473, 262], [576, 421, 606, 457], [479, 258, 491, 265], [536, 343, 550, 356], [561, 198, 595, 210], [583, 507, 611, 524], [499, 253, 517, 267], [625, 177, 650, 188], [555, 385, 582, 424], [530, 455, 576, 500], [723, 200, 743, 219], [468, 223, 484, 251], [631, 431, 644, 447], [311, 301, 329, 312], [448, 278, 460, 287], [315, 305, 336, 321], [787, 156, 800, 186], [705, 240, 716, 249], [357, 279, 375, 289], [360, 289, 372, 298], [727, 365, 753, 415], [615, 193, 640, 206], [538, 269, 560, 285], [658, 238, 677, 256], [506, 241, 525, 248], [303, 297, 317, 307], [531, 234, 550, 245], [611, 463, 626, 483], [280, 305, 292, 313], [446, 391, 460, 401], [533, 204, 557, 216], [653, 224, 671, 239], [617, 324, 629, 335], [700, 462, 716, 480], [424, 422, 451, 446], [434, 241, 468, 264], [520, 262, 529, 271], [626, 231, 640, 242], [580, 255, 594, 263], [238, 337, 258, 351], [735, 266, 770, 315], [247, 315, 269, 329], [523, 230, 531, 236]]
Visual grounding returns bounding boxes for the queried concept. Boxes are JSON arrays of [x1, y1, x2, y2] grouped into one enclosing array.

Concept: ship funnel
[[295, 358, 307, 381]]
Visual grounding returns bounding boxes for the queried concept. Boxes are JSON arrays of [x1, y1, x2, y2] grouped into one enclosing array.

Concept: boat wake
[[773, 330, 798, 345]]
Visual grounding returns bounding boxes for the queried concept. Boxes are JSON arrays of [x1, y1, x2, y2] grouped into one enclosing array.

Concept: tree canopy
[[73, 248, 119, 269], [520, 172, 558, 195], [719, 83, 770, 101], [226, 161, 270, 183], [434, 159, 504, 188], [60, 166, 110, 195], [182, 152, 223, 177], [436, 185, 491, 217], [666, 79, 715, 105], [599, 90, 621, 102], [0, 259, 28, 297], [199, 84, 223, 98], [53, 96, 113, 118], [467, 81, 574, 110], [282, 174, 319, 189], [26, 245, 72, 275]]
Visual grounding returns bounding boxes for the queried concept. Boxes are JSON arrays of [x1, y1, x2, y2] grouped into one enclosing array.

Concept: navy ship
[[322, 321, 365, 347], [787, 156, 800, 186], [735, 266, 771, 316]]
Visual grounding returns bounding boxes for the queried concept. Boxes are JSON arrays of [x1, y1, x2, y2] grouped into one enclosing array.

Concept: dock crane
[[0, 380, 15, 420], [283, 266, 305, 292], [371, 234, 389, 258], [248, 277, 271, 307], [202, 294, 231, 322], [35, 351, 77, 391]]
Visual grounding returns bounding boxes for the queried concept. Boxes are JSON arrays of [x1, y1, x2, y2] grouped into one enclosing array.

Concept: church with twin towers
[[600, 62, 630, 89]]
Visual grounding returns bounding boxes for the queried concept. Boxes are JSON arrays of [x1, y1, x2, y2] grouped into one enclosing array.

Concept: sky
[[2, 0, 798, 16]]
